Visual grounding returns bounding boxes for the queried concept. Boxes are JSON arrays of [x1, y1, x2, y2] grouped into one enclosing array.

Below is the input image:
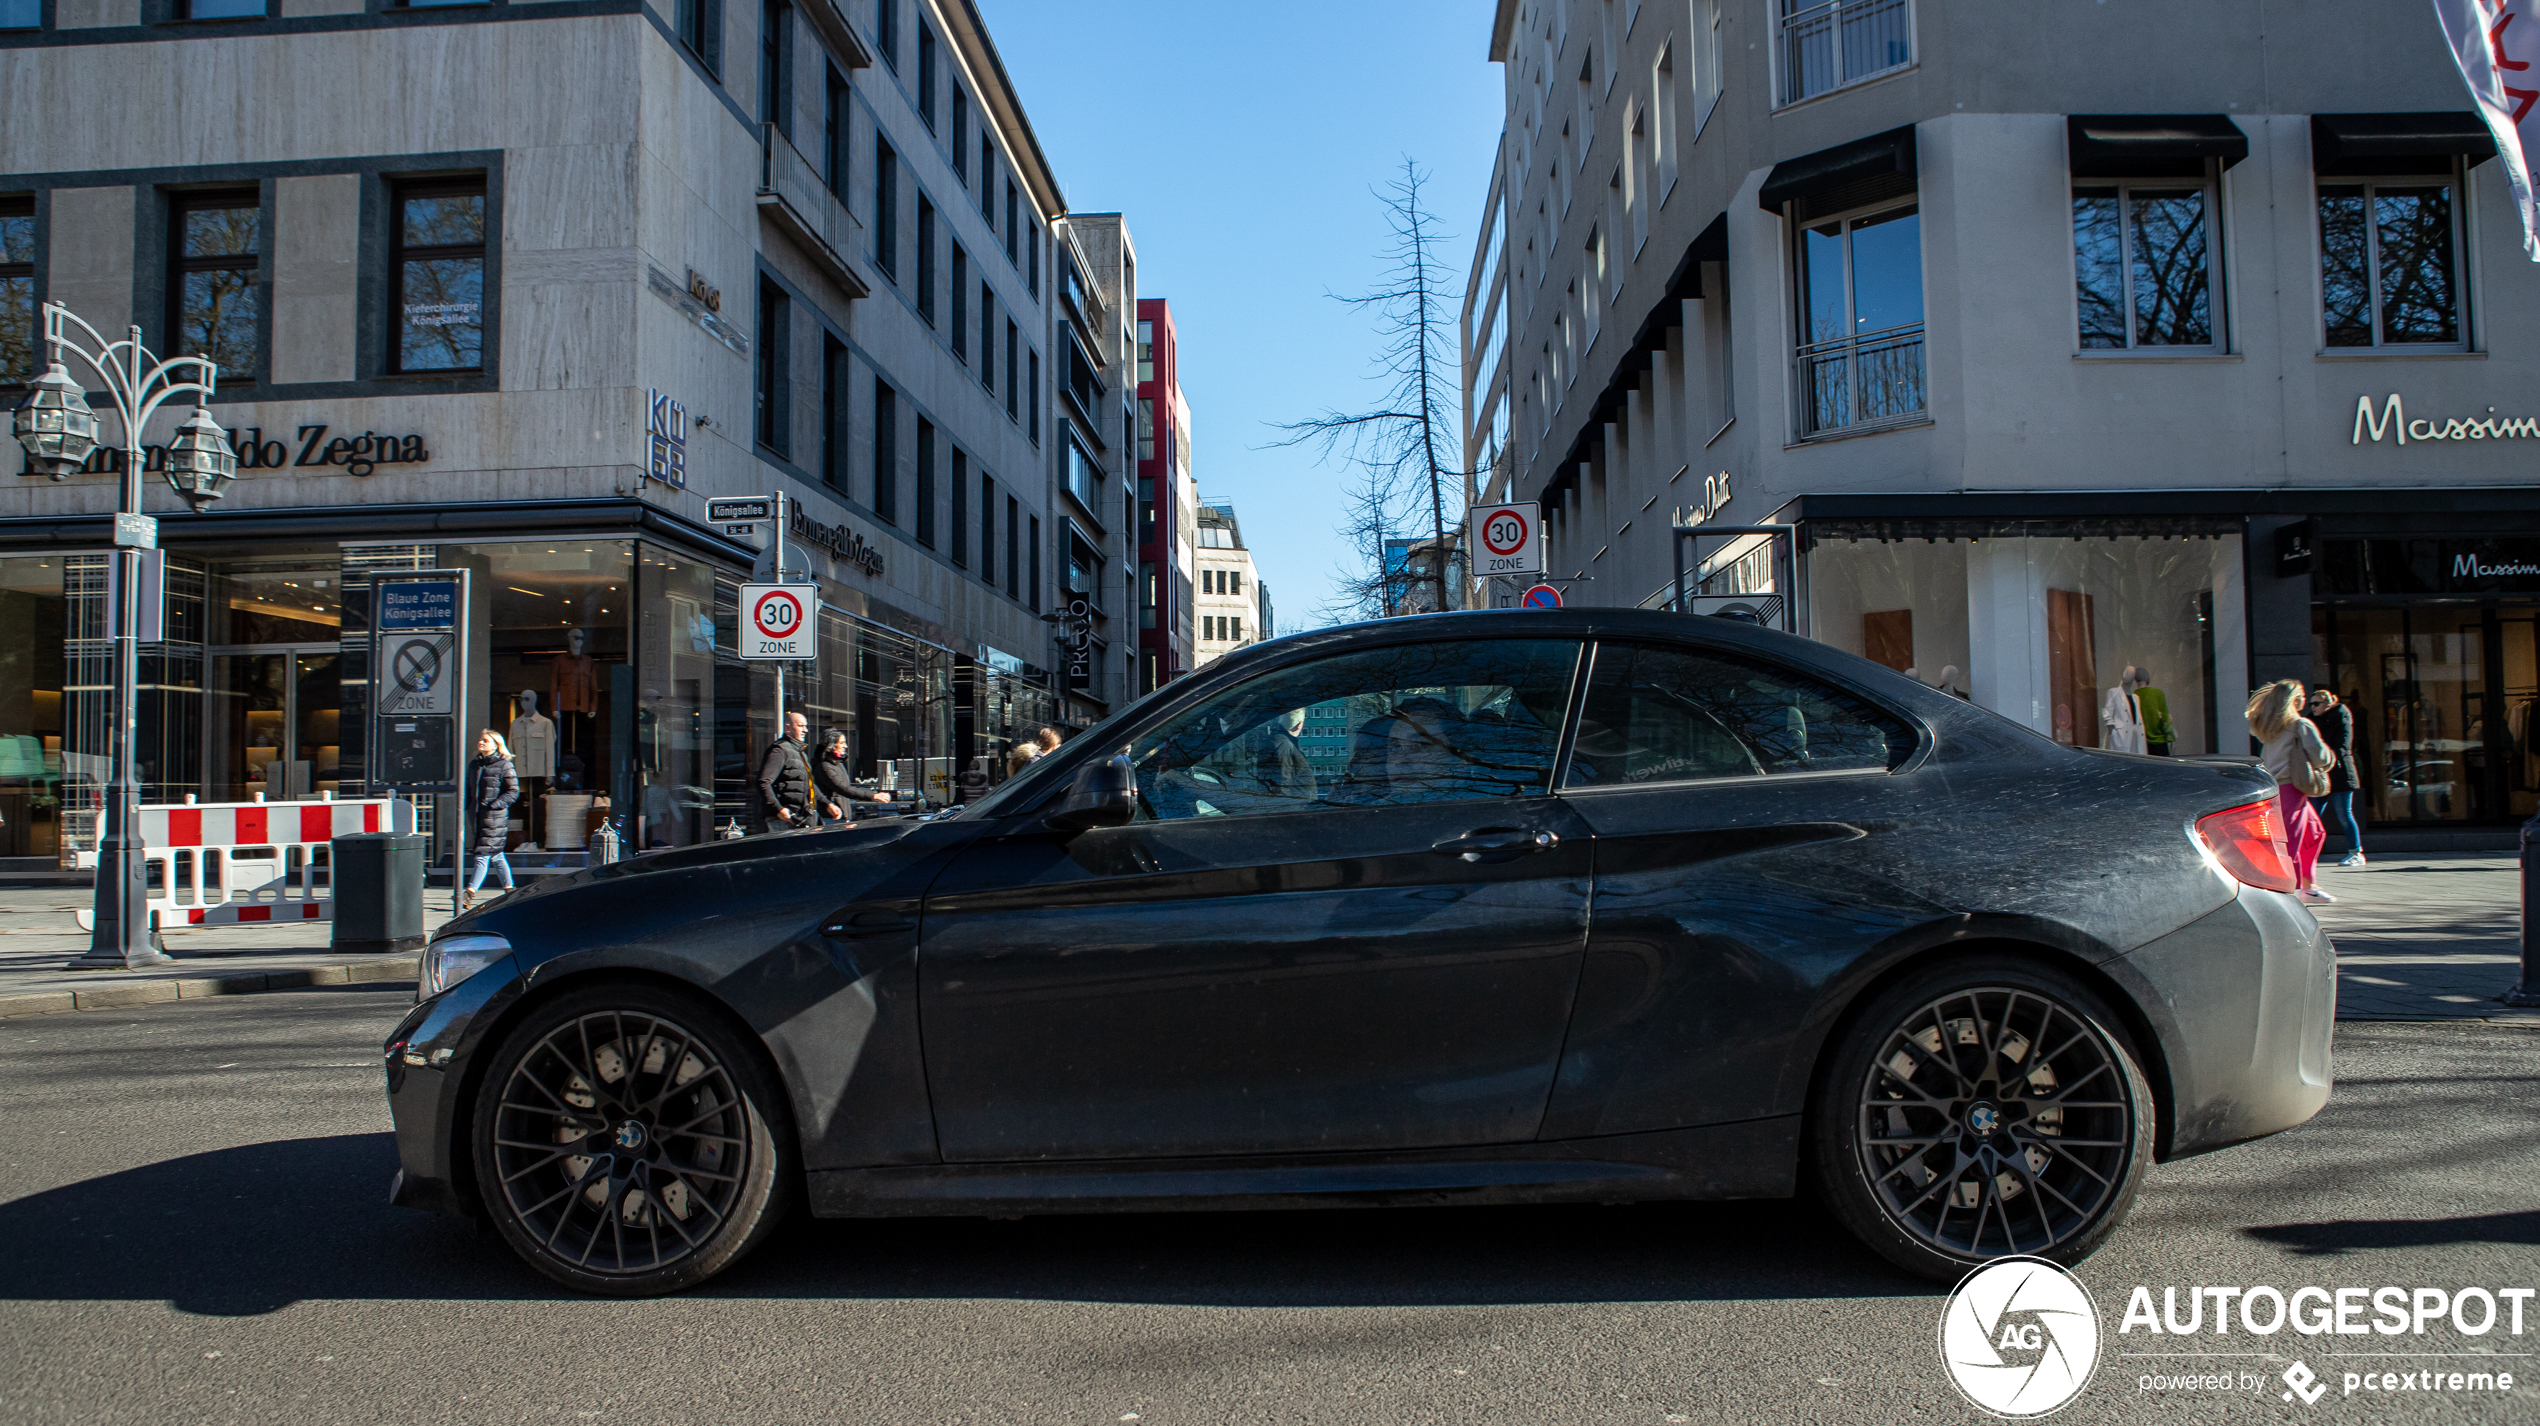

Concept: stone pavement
[[2306, 852, 2540, 1021], [0, 885, 457, 1017]]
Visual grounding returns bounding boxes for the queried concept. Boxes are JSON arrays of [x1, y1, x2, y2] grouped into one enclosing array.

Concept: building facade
[[0, 0, 1099, 865], [1468, 0, 2540, 830], [1191, 495, 1263, 668], [1133, 297, 1196, 691], [1049, 211, 1140, 723]]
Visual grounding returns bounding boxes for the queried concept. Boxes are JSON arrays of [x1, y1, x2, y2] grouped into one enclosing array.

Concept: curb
[[0, 954, 420, 1018]]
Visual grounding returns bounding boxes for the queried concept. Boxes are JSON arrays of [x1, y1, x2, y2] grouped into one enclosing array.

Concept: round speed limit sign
[[741, 583, 815, 660], [1467, 501, 1543, 577]]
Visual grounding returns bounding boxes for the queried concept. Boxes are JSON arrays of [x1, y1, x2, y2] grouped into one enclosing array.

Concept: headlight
[[420, 933, 513, 1000]]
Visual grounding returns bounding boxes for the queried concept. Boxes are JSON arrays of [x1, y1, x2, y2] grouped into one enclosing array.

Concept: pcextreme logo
[[1938, 1257, 2103, 1418]]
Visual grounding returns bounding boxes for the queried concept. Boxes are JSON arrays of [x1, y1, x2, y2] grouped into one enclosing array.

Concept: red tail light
[[2196, 798, 2299, 893]]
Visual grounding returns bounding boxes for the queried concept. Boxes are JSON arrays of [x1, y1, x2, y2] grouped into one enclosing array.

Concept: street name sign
[[1469, 502, 1544, 578], [741, 583, 815, 660]]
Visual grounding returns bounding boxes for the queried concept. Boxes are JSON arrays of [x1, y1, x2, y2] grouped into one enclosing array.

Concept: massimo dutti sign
[[39, 422, 430, 480], [2351, 394, 2540, 445], [788, 503, 886, 577]]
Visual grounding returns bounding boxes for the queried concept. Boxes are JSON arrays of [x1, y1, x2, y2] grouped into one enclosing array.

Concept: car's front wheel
[[470, 982, 791, 1295], [1809, 956, 2155, 1281]]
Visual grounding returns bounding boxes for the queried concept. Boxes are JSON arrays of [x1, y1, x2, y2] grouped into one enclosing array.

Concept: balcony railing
[[758, 122, 868, 299], [1779, 0, 1911, 106], [1798, 323, 1925, 438]]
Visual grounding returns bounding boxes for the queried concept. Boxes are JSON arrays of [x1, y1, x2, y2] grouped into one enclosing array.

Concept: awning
[[2067, 114, 2248, 177], [2312, 112, 2496, 170], [1758, 126, 1916, 211]]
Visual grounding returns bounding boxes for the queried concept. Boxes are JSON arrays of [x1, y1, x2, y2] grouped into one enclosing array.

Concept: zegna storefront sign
[[2352, 394, 2540, 445], [50, 423, 429, 479], [788, 503, 886, 577]]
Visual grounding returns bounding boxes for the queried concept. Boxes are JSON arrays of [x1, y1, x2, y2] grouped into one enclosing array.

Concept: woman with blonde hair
[[2247, 680, 2333, 903], [462, 728, 520, 910]]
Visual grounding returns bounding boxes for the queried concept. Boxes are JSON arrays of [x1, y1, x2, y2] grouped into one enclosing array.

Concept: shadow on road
[[2241, 1209, 2540, 1257], [0, 1132, 1928, 1314]]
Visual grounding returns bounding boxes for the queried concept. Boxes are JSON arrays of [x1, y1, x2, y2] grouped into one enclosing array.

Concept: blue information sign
[[378, 579, 458, 631]]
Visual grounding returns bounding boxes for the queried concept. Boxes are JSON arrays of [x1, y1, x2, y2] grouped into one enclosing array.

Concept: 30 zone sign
[[741, 583, 815, 660], [1468, 501, 1543, 577]]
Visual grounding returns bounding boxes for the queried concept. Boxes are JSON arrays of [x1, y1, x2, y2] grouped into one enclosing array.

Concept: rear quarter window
[[1565, 641, 1918, 789]]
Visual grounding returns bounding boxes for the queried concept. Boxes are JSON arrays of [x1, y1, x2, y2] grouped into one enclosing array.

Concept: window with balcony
[[759, 0, 791, 137], [169, 191, 262, 384], [389, 180, 485, 374], [2320, 173, 2464, 350], [1778, 0, 1910, 107], [1795, 200, 1924, 437], [2073, 181, 2220, 352]]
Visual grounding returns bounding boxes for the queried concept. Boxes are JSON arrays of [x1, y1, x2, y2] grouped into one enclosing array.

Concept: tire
[[469, 981, 792, 1296], [1807, 955, 2156, 1282]]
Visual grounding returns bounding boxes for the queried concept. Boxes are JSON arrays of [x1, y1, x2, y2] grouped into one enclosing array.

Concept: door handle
[[1431, 828, 1560, 863], [822, 910, 917, 939]]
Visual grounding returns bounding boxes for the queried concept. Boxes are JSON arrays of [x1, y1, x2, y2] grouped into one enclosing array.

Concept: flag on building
[[2434, 0, 2540, 259]]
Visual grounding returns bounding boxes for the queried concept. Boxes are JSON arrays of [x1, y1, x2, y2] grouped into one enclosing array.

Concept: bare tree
[[1274, 159, 1470, 622]]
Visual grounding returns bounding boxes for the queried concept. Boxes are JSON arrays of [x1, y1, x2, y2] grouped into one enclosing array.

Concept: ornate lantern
[[12, 362, 101, 480], [162, 404, 238, 509]]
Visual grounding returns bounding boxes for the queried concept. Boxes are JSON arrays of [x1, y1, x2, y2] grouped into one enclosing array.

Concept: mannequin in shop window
[[509, 691, 555, 845], [544, 627, 603, 852], [2134, 671, 2177, 755], [2102, 666, 2149, 755]]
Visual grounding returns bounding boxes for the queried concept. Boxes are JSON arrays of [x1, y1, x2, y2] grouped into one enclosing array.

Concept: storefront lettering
[[1672, 470, 1733, 528], [788, 504, 886, 577], [2352, 394, 2540, 445], [56, 425, 422, 479], [2455, 555, 2540, 579], [645, 390, 688, 489]]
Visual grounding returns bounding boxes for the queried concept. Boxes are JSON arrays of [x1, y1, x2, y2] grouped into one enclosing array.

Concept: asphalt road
[[0, 989, 2533, 1425]]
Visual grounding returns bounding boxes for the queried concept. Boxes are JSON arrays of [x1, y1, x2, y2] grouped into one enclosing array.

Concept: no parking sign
[[741, 583, 816, 659]]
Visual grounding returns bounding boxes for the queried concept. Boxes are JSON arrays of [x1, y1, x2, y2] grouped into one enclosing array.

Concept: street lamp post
[[12, 303, 238, 970]]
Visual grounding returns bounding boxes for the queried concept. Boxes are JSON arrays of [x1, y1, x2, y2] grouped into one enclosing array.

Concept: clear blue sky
[[974, 0, 1506, 629]]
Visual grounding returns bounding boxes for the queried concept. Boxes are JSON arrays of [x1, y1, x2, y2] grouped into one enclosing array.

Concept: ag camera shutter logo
[[1938, 1257, 2103, 1418]]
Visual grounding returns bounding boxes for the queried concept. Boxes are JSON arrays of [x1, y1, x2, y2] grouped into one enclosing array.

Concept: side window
[[1566, 642, 1912, 788], [1126, 639, 1582, 822]]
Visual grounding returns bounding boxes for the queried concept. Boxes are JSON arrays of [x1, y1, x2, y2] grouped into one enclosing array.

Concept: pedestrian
[[1256, 707, 1316, 801], [462, 728, 520, 910], [2248, 680, 2335, 903], [757, 710, 816, 831], [1033, 726, 1063, 755], [1006, 740, 1041, 777], [2307, 686, 2364, 867], [814, 729, 887, 823]]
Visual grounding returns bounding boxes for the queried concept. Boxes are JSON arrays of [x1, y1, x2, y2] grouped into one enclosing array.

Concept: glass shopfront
[[2314, 538, 2540, 827], [0, 523, 1055, 868], [1806, 526, 2247, 757]]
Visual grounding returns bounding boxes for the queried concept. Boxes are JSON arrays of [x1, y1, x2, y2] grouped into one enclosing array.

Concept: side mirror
[[1045, 753, 1137, 834]]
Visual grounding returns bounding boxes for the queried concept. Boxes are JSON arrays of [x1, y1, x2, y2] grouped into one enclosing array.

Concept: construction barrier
[[73, 797, 417, 932]]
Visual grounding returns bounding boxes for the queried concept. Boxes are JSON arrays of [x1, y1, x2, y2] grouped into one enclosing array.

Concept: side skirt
[[806, 1116, 1798, 1218]]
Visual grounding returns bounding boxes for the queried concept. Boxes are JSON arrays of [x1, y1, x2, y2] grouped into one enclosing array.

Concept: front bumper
[[2112, 887, 2336, 1159], [382, 955, 523, 1217]]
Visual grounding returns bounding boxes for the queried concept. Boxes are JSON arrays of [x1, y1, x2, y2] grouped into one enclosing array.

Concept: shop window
[[2074, 180, 2222, 352], [0, 196, 33, 385], [168, 191, 262, 385], [2320, 173, 2464, 350], [1795, 201, 1923, 437], [1778, 0, 1911, 107], [389, 180, 487, 374]]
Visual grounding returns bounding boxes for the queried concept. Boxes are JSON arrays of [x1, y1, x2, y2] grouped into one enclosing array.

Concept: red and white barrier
[[73, 797, 416, 932]]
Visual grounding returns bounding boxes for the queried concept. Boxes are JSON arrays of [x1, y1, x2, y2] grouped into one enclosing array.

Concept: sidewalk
[[0, 886, 457, 1017], [2305, 853, 2539, 1022]]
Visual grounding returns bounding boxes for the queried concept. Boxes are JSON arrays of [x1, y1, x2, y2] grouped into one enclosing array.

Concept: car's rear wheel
[[470, 982, 790, 1296], [1809, 956, 2155, 1281]]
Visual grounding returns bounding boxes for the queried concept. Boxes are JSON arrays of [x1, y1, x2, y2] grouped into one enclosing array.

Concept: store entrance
[[206, 646, 342, 803], [2313, 602, 2540, 827]]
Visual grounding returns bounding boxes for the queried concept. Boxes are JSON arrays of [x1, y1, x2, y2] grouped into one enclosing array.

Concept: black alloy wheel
[[471, 983, 791, 1295], [1808, 957, 2155, 1281]]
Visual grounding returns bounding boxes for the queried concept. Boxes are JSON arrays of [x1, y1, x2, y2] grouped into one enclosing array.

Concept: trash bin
[[332, 832, 426, 955]]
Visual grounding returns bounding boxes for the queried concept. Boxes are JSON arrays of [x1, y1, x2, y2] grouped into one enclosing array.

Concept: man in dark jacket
[[758, 710, 816, 830]]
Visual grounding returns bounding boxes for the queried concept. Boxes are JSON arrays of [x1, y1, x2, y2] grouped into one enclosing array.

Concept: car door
[[918, 637, 1595, 1163], [1538, 638, 1926, 1140]]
